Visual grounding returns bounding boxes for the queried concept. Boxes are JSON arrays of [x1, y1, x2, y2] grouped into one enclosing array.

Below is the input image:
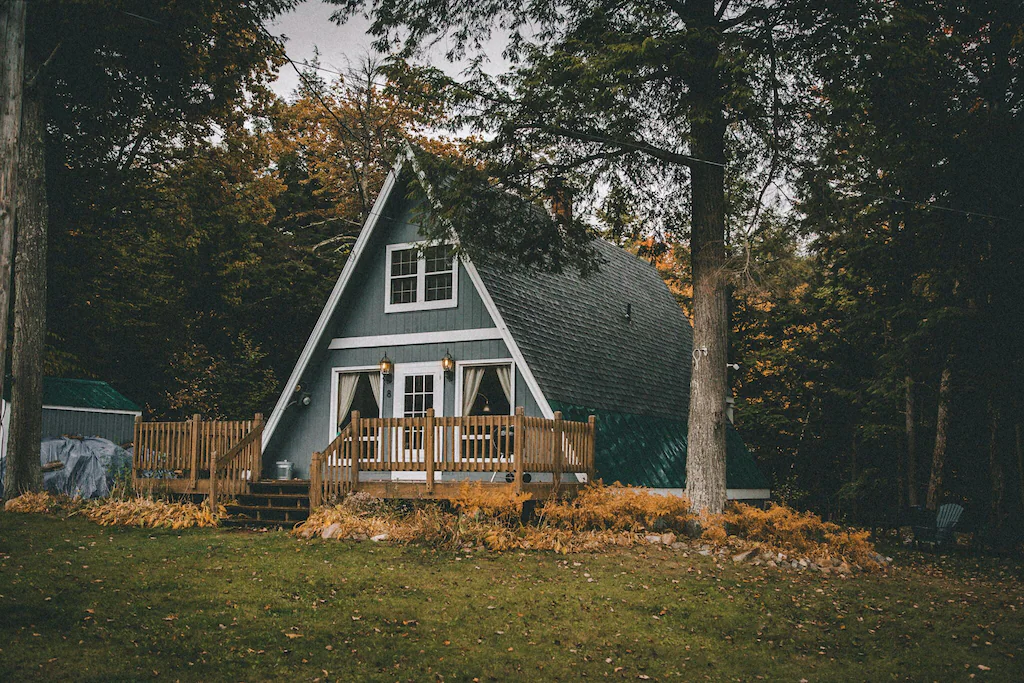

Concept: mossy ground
[[1, 512, 1022, 681]]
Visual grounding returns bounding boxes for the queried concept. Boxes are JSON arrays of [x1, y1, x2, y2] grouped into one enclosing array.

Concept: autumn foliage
[[537, 482, 692, 533], [702, 503, 880, 567]]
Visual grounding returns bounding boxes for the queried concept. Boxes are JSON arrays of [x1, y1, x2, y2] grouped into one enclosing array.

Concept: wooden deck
[[310, 407, 596, 506], [131, 407, 595, 508]]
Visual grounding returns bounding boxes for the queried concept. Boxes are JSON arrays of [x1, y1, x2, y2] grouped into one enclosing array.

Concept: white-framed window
[[384, 242, 458, 313]]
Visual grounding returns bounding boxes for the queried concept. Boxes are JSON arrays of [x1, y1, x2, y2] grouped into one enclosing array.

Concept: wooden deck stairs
[[222, 480, 311, 529]]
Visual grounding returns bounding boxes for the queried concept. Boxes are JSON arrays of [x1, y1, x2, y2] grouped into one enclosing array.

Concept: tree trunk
[[684, 0, 728, 514], [987, 400, 1004, 538], [1016, 420, 1023, 515], [905, 374, 918, 507], [3, 80, 45, 499], [0, 1, 26, 427], [925, 357, 954, 511]]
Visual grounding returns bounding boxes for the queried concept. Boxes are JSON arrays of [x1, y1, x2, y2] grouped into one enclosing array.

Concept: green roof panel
[[551, 401, 770, 491], [40, 378, 141, 412]]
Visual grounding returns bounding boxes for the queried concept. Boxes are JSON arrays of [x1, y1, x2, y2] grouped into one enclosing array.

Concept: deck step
[[222, 479, 312, 528]]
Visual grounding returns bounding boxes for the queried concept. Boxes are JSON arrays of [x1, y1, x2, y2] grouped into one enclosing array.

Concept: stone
[[791, 561, 799, 570], [660, 532, 677, 546], [838, 562, 851, 574], [698, 549, 712, 556], [645, 535, 663, 545], [766, 560, 777, 568], [732, 549, 755, 564], [670, 542, 686, 550], [321, 523, 342, 540], [351, 533, 368, 541], [798, 558, 808, 568], [371, 533, 389, 542]]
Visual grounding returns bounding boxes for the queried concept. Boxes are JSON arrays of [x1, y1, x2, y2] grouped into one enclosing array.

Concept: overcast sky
[[267, 2, 513, 100]]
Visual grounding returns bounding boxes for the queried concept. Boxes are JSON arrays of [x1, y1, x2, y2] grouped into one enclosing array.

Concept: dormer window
[[385, 242, 458, 312]]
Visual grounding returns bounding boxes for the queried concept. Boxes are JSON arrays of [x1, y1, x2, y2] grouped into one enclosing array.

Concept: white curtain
[[462, 367, 486, 416], [367, 372, 381, 411], [336, 373, 360, 433], [495, 365, 513, 408]]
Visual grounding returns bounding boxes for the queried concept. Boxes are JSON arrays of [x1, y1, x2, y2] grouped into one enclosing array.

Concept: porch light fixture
[[379, 352, 393, 378], [441, 350, 455, 375]]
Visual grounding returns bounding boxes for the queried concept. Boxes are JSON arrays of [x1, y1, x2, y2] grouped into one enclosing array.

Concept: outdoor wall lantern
[[379, 353, 394, 379], [300, 392, 312, 407], [441, 350, 456, 375]]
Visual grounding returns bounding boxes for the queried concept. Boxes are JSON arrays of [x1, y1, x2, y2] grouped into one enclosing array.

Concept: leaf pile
[[703, 502, 882, 568], [82, 497, 223, 529], [4, 491, 60, 513], [450, 482, 532, 524], [537, 482, 693, 533]]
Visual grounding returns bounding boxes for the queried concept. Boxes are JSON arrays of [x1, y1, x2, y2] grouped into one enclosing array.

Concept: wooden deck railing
[[132, 413, 263, 504], [310, 407, 595, 507]]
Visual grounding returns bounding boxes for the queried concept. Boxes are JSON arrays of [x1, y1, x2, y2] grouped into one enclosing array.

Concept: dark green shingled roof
[[41, 378, 140, 412], [552, 402, 770, 491], [476, 239, 692, 419], [474, 235, 767, 492]]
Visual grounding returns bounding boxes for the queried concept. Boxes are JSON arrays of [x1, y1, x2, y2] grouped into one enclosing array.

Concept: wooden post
[[133, 415, 142, 483], [310, 451, 321, 509], [552, 411, 563, 495], [209, 449, 218, 513], [189, 413, 201, 490], [513, 406, 525, 494], [425, 408, 435, 494], [350, 410, 360, 493], [587, 415, 597, 481], [252, 413, 263, 485]]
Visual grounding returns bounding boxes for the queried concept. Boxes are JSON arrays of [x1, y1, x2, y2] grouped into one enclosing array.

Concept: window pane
[[424, 245, 453, 274], [425, 273, 453, 302], [390, 276, 417, 304], [391, 248, 418, 276]]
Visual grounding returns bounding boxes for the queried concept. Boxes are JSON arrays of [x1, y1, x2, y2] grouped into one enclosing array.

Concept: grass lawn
[[1, 512, 1022, 682]]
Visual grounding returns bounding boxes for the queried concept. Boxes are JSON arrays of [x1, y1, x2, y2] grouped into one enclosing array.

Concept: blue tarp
[[0, 436, 132, 499]]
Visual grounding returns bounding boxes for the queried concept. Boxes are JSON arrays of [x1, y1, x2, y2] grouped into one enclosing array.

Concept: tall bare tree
[[4, 59, 46, 498], [0, 2, 26, 443]]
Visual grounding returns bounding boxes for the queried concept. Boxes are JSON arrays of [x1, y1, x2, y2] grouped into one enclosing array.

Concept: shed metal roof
[[41, 378, 140, 412]]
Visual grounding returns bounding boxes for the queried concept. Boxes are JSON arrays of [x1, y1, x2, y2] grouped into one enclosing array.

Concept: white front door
[[391, 363, 444, 481]]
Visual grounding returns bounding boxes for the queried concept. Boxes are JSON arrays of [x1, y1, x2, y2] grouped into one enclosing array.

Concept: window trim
[[384, 242, 459, 313], [328, 365, 383, 444], [454, 359, 516, 417]]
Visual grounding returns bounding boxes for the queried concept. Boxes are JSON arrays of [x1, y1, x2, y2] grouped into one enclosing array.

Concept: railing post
[[587, 415, 597, 481], [189, 413, 201, 490], [252, 413, 263, 485], [552, 411, 563, 495], [310, 451, 322, 509], [350, 411, 360, 493], [209, 449, 218, 515], [133, 415, 142, 484], [513, 406, 525, 494], [424, 408, 435, 494]]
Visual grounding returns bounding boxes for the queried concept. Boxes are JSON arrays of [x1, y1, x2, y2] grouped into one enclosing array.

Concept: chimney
[[545, 177, 572, 225]]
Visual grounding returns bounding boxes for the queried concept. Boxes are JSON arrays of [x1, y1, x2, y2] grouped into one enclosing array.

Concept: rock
[[791, 561, 799, 569], [351, 533, 368, 541], [645, 534, 663, 545], [683, 518, 703, 539], [670, 542, 686, 550], [767, 560, 777, 568], [819, 566, 831, 576], [698, 549, 711, 556], [371, 533, 389, 542], [660, 532, 677, 546], [777, 553, 785, 563], [838, 562, 851, 574], [301, 528, 313, 539], [321, 523, 341, 540], [732, 549, 755, 564], [798, 558, 808, 568]]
